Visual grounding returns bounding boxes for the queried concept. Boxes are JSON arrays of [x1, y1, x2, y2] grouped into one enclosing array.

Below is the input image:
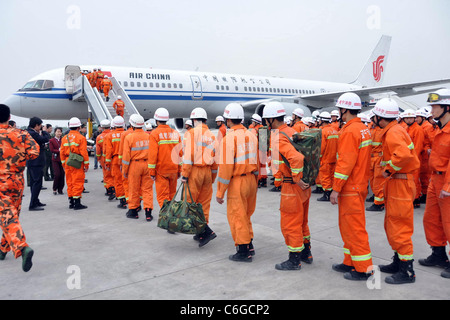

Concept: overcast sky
[[1, 0, 449, 126]]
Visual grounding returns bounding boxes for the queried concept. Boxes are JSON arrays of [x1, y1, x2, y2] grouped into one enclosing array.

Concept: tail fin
[[351, 35, 392, 88]]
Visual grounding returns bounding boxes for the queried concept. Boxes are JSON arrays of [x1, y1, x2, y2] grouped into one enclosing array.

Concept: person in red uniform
[[0, 104, 39, 272]]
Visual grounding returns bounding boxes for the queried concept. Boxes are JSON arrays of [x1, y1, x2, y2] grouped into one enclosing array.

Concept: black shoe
[[145, 209, 153, 222], [117, 198, 127, 209], [379, 252, 400, 274], [413, 198, 421, 209], [108, 192, 116, 201], [82, 189, 90, 194], [249, 239, 255, 256], [419, 246, 450, 268], [312, 187, 323, 194], [198, 226, 217, 247], [21, 247, 34, 272], [126, 208, 139, 219], [0, 251, 7, 261], [36, 202, 46, 207], [317, 191, 331, 202], [332, 263, 353, 273], [385, 260, 416, 285], [366, 203, 385, 212], [69, 197, 74, 209], [275, 252, 302, 271], [419, 194, 427, 204], [269, 186, 281, 192], [229, 244, 252, 263], [441, 267, 450, 279], [301, 242, 313, 264], [344, 269, 373, 281], [73, 198, 88, 210], [366, 195, 375, 203], [29, 206, 44, 211]]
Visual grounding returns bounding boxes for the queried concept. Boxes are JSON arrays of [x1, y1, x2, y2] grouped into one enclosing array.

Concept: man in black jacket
[[26, 117, 49, 211]]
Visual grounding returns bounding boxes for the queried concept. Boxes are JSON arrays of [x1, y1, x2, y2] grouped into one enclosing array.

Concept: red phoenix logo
[[372, 55, 385, 82]]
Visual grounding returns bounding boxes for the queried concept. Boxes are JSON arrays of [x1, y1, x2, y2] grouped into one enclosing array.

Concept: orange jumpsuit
[[292, 121, 308, 133], [181, 124, 218, 223], [0, 125, 39, 258], [101, 78, 113, 99], [369, 125, 386, 205], [60, 130, 90, 199], [333, 117, 373, 273], [423, 123, 450, 249], [148, 124, 182, 208], [406, 122, 425, 200], [318, 123, 339, 192], [104, 127, 126, 200], [95, 71, 104, 91], [419, 121, 433, 196], [90, 71, 98, 88], [380, 121, 420, 261], [217, 124, 258, 246], [118, 127, 134, 201], [271, 124, 311, 253], [96, 128, 113, 190], [217, 124, 227, 143], [113, 99, 125, 117], [121, 129, 153, 210]]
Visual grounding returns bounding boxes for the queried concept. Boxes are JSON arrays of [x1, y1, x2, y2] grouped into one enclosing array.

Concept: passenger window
[[143, 82, 147, 88], [173, 83, 177, 89], [137, 82, 141, 87], [124, 81, 128, 87], [130, 82, 135, 87], [156, 83, 160, 88], [150, 82, 153, 88], [179, 84, 183, 89]]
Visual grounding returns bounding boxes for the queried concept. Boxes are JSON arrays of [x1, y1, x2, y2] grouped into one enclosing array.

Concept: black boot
[[317, 190, 331, 202], [344, 269, 373, 281], [0, 250, 6, 261], [117, 198, 127, 209], [366, 195, 375, 203], [379, 252, 400, 274], [229, 244, 252, 262], [198, 225, 217, 247], [301, 241, 313, 264], [419, 246, 450, 268], [366, 203, 385, 212], [275, 252, 302, 271], [21, 246, 34, 272], [126, 208, 139, 219], [332, 263, 353, 273], [269, 186, 281, 192], [69, 197, 74, 209], [73, 198, 88, 210], [385, 260, 416, 284], [249, 239, 255, 256], [413, 198, 421, 209], [441, 267, 450, 279], [145, 208, 153, 222], [419, 194, 427, 204], [312, 186, 323, 194]]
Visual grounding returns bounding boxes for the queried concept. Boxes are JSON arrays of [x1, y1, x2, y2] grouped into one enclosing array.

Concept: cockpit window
[[19, 80, 54, 91]]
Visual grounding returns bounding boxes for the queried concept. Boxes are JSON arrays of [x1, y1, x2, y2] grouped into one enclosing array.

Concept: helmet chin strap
[[435, 105, 449, 129]]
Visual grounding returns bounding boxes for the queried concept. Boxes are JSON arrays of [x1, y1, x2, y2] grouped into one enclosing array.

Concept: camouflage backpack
[[157, 183, 207, 235]]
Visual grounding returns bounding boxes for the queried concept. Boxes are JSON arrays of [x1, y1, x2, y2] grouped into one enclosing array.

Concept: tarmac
[[1, 156, 449, 301]]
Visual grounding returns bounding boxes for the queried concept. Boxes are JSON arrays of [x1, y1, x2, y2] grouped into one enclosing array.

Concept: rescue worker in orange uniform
[[330, 92, 374, 281], [118, 125, 134, 203], [90, 68, 98, 88], [60, 117, 89, 210], [216, 103, 258, 262], [0, 104, 39, 272], [215, 115, 227, 143], [292, 108, 308, 133], [101, 76, 113, 102], [104, 116, 127, 209], [366, 111, 387, 212], [416, 107, 433, 204], [148, 108, 182, 208], [317, 111, 339, 202], [122, 114, 154, 222], [330, 110, 341, 131], [403, 109, 425, 208], [419, 89, 450, 279], [95, 68, 104, 92], [181, 108, 218, 247], [372, 98, 420, 284], [263, 102, 312, 270], [113, 96, 125, 117], [96, 119, 114, 197]]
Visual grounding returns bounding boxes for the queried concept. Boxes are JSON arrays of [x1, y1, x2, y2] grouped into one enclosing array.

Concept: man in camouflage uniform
[[0, 104, 40, 272]]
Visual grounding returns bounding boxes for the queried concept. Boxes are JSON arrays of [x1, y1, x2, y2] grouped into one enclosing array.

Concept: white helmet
[[302, 117, 312, 125], [427, 89, 450, 106], [154, 108, 170, 121], [319, 111, 331, 121], [285, 116, 292, 125], [415, 108, 429, 118], [113, 116, 125, 128], [292, 108, 304, 118], [251, 114, 262, 124], [129, 114, 145, 128], [100, 119, 111, 128], [312, 110, 320, 120], [185, 120, 193, 127], [104, 75, 108, 79], [262, 101, 286, 118], [215, 115, 225, 122], [336, 92, 362, 110], [190, 107, 207, 120], [117, 95, 122, 100], [330, 110, 340, 118], [69, 117, 82, 128], [223, 103, 244, 120], [372, 98, 399, 119], [402, 109, 416, 118], [144, 121, 153, 131]]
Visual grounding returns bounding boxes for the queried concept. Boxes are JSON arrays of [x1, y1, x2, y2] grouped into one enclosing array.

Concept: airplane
[[4, 35, 450, 130]]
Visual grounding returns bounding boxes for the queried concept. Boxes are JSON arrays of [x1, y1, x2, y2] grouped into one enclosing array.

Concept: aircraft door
[[190, 75, 203, 100], [65, 65, 81, 94]]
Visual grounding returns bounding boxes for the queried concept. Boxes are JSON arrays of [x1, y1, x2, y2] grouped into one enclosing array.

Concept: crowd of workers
[[0, 89, 449, 286]]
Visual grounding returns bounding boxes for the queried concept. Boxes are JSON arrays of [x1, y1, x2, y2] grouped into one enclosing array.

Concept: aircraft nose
[[3, 94, 22, 116]]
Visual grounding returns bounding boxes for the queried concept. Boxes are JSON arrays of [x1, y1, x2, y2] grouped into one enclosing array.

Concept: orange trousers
[[227, 174, 257, 246], [280, 182, 311, 252], [423, 174, 450, 248], [384, 175, 415, 260], [103, 86, 111, 98], [155, 172, 178, 208], [186, 166, 213, 223], [0, 174, 28, 258], [318, 162, 335, 191], [128, 160, 153, 210], [65, 166, 85, 198], [338, 188, 373, 273], [101, 159, 114, 189], [419, 153, 431, 196], [412, 169, 421, 200], [369, 156, 386, 205], [111, 163, 125, 199]]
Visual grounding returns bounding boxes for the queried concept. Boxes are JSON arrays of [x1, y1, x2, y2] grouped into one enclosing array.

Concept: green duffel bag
[[157, 183, 207, 235], [65, 135, 84, 169]]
